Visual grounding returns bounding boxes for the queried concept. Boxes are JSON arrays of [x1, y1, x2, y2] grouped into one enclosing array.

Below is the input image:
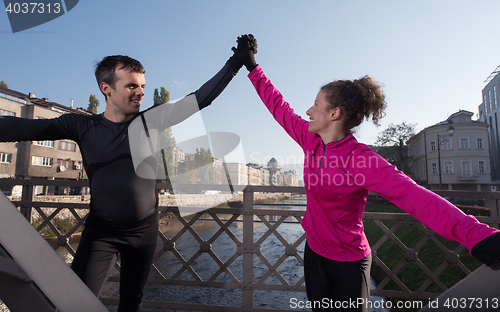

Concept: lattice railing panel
[[3, 179, 500, 311]]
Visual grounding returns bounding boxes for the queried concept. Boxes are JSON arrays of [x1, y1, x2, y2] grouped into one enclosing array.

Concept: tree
[[374, 121, 416, 175], [87, 94, 100, 113], [194, 148, 215, 185], [179, 148, 215, 186], [0, 81, 7, 88], [158, 126, 176, 184], [153, 87, 170, 106], [153, 87, 175, 185]]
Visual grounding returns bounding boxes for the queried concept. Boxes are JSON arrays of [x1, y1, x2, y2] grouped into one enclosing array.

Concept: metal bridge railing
[[0, 179, 499, 311]]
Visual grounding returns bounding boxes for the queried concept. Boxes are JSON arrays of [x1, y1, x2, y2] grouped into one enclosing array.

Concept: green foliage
[[375, 121, 416, 146], [158, 126, 176, 183], [0, 80, 8, 88], [87, 94, 100, 113], [153, 87, 170, 106], [374, 121, 416, 175], [152, 86, 176, 184], [195, 148, 215, 184], [178, 148, 215, 185]]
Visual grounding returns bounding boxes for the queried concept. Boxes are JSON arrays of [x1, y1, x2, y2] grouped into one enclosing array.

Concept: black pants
[[71, 213, 158, 312], [304, 242, 372, 311]]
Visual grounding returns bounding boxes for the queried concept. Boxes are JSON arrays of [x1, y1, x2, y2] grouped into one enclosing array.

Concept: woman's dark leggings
[[71, 213, 158, 312], [304, 242, 372, 311]]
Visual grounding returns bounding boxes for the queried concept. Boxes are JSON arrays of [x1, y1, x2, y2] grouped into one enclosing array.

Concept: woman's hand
[[231, 34, 258, 72], [472, 232, 500, 266]]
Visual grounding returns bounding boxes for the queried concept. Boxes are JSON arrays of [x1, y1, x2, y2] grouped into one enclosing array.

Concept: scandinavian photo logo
[[128, 95, 246, 216]]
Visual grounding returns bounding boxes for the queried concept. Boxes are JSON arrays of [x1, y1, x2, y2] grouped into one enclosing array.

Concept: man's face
[[105, 67, 145, 118]]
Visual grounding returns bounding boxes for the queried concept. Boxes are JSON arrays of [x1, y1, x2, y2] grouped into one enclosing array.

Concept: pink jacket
[[249, 65, 499, 262]]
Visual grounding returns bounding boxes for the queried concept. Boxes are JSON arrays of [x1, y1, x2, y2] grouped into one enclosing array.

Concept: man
[[0, 43, 244, 311]]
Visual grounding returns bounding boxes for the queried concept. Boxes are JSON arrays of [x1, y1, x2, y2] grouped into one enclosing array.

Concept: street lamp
[[437, 125, 455, 190]]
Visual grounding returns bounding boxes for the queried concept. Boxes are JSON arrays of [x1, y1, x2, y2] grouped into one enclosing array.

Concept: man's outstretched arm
[[0, 114, 80, 142], [135, 40, 245, 129], [193, 50, 243, 110]]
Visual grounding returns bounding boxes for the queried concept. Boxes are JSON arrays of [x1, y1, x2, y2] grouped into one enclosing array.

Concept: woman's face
[[306, 90, 333, 135]]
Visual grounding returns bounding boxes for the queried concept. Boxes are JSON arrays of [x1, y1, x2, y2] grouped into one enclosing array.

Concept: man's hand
[[232, 34, 258, 72], [471, 232, 500, 266]]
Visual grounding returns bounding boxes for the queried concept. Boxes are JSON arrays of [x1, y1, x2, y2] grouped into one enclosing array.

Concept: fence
[[1, 178, 499, 311]]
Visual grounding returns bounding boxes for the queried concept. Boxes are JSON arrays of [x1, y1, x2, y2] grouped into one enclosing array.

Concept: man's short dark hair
[[95, 55, 145, 97]]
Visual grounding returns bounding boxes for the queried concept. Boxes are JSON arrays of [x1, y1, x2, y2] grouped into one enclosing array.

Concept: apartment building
[[478, 65, 500, 186], [267, 157, 284, 186], [223, 160, 297, 188], [284, 170, 298, 187], [0, 86, 90, 194], [408, 110, 490, 191], [247, 163, 271, 186], [225, 163, 248, 186]]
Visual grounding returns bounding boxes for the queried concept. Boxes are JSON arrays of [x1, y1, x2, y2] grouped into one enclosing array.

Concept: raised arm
[[137, 40, 245, 129], [193, 48, 243, 110], [128, 42, 245, 178], [233, 34, 311, 148]]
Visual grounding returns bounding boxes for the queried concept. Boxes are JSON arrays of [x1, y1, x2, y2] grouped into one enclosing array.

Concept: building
[[408, 110, 491, 191], [246, 163, 263, 186], [0, 86, 91, 195], [267, 157, 284, 186], [247, 162, 271, 186], [225, 163, 248, 186], [212, 158, 225, 185], [478, 65, 500, 187], [283, 170, 298, 186]]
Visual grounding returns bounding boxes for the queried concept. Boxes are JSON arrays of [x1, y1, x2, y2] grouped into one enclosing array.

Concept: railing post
[[20, 181, 34, 223], [490, 196, 499, 229], [242, 188, 254, 311]]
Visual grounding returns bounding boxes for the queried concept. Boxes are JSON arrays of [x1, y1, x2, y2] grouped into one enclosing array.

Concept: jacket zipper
[[318, 142, 327, 173]]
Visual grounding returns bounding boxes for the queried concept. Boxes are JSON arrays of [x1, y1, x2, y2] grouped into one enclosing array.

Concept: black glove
[[231, 34, 258, 72], [227, 46, 243, 71], [471, 232, 500, 266]]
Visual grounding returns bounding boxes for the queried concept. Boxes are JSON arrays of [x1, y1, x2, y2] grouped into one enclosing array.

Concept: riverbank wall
[[7, 192, 288, 221]]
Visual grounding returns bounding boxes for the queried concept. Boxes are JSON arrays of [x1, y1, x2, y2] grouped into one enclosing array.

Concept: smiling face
[[306, 90, 334, 135], [101, 66, 145, 122]]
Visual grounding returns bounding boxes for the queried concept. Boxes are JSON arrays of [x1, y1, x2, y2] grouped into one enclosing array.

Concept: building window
[[459, 116, 466, 123], [32, 156, 53, 167], [0, 153, 12, 163], [489, 90, 492, 111], [477, 137, 484, 149], [444, 161, 453, 174], [461, 160, 471, 177], [431, 162, 437, 174], [442, 138, 452, 150], [478, 160, 485, 174], [33, 140, 54, 148], [420, 165, 425, 177], [495, 86, 498, 108], [430, 141, 436, 152], [59, 141, 76, 151], [484, 94, 488, 113], [0, 109, 15, 116], [58, 159, 75, 169], [459, 137, 470, 149]]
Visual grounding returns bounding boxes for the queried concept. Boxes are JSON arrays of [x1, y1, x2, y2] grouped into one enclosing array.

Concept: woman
[[232, 34, 500, 311]]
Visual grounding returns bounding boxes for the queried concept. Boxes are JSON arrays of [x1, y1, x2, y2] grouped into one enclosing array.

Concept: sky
[[2, 1, 500, 180]]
